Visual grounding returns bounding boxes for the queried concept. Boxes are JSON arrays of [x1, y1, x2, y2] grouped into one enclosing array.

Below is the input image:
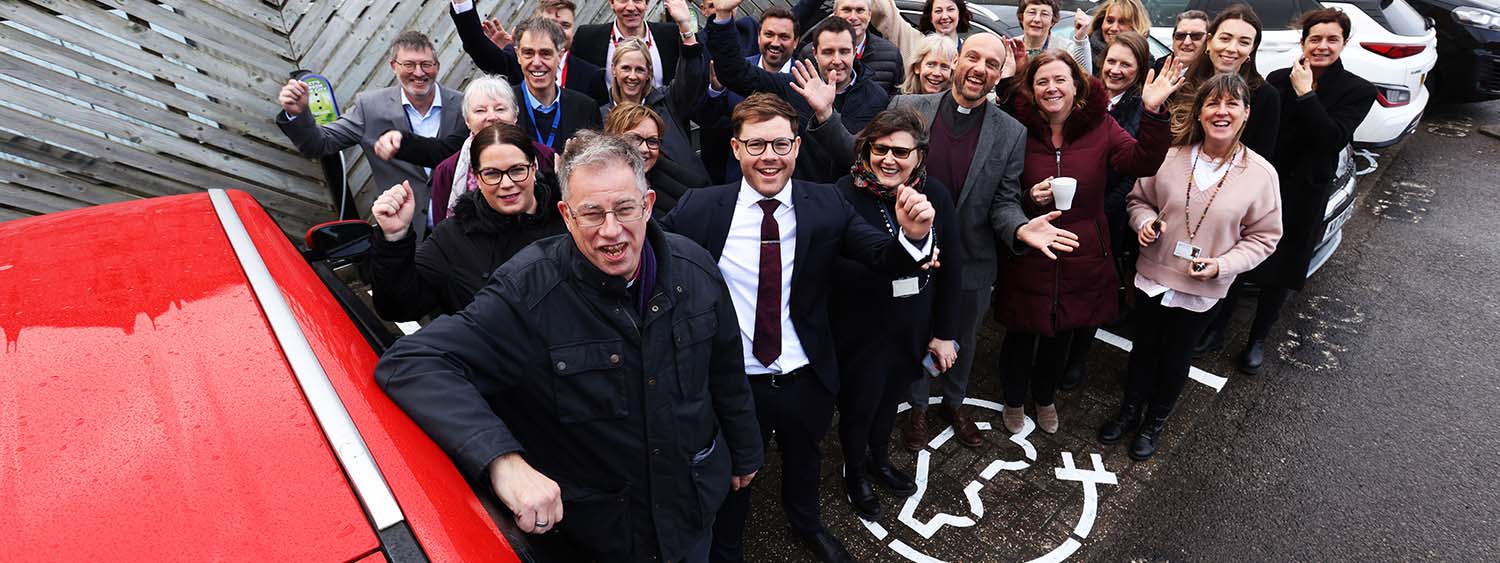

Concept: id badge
[[1172, 240, 1202, 260], [892, 276, 920, 297]]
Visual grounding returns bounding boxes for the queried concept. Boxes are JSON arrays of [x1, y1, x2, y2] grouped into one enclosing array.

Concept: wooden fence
[[0, 0, 569, 231]]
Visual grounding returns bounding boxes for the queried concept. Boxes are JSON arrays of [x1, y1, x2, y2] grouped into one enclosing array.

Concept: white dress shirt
[[719, 180, 932, 374]]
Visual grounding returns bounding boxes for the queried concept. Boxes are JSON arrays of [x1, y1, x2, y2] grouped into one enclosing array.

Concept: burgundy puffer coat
[[994, 78, 1170, 336]]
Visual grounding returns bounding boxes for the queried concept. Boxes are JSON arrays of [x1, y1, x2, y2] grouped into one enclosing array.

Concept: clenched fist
[[278, 79, 310, 116], [894, 183, 936, 242], [372, 181, 417, 241]]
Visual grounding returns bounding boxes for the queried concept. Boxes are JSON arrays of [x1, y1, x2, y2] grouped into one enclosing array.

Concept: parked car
[[0, 190, 534, 562], [1405, 0, 1500, 102]]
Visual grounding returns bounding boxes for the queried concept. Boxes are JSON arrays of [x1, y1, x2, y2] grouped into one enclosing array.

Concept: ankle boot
[[1098, 402, 1142, 445], [1036, 404, 1059, 434], [1193, 328, 1225, 358], [1238, 339, 1266, 375], [1002, 405, 1027, 434], [1129, 414, 1169, 460], [1058, 362, 1085, 391]]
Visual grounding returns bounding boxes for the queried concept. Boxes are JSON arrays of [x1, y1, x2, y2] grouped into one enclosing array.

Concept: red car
[[0, 190, 533, 562]]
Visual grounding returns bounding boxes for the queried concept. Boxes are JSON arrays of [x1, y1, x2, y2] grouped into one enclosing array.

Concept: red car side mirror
[[305, 219, 373, 261]]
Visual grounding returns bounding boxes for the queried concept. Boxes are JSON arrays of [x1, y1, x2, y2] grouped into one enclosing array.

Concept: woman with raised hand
[[1167, 4, 1280, 159], [993, 49, 1179, 436], [1202, 8, 1377, 374], [899, 34, 958, 95], [369, 123, 565, 321], [1057, 30, 1155, 391], [868, 0, 979, 72], [1101, 73, 1283, 460], [1016, 0, 1091, 71], [599, 21, 711, 195], [829, 108, 961, 522], [1078, 0, 1149, 74], [604, 102, 709, 212]]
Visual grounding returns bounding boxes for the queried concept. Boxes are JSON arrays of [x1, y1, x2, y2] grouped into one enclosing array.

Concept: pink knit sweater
[[1127, 145, 1284, 298]]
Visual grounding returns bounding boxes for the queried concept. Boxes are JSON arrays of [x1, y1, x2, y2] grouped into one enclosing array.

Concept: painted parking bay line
[[1094, 329, 1228, 392]]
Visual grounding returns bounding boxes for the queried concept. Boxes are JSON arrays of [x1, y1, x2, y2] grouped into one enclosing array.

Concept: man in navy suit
[[661, 93, 935, 563]]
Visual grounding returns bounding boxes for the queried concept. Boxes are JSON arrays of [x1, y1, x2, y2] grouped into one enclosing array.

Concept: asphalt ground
[[740, 100, 1500, 562]]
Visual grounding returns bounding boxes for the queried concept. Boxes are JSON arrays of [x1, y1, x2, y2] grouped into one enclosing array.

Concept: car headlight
[[1455, 6, 1500, 31]]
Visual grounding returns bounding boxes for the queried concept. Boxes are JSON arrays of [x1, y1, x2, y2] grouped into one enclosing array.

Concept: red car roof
[[0, 194, 380, 561]]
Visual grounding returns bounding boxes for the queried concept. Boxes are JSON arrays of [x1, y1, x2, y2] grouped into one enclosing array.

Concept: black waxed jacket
[[375, 221, 762, 562]]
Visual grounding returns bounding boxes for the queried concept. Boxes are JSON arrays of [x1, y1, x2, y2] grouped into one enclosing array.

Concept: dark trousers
[[1000, 328, 1086, 408], [1205, 282, 1294, 343], [1123, 290, 1217, 418], [710, 369, 836, 562], [837, 346, 918, 478]]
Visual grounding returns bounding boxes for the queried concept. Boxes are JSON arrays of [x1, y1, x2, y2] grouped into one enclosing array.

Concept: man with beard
[[573, 0, 687, 88], [707, 0, 888, 182], [698, 6, 800, 184], [275, 31, 464, 239], [793, 0, 904, 94], [801, 34, 1082, 452]]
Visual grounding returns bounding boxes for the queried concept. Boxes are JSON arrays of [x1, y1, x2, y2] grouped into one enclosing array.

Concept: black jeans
[[1123, 290, 1217, 418], [711, 369, 835, 562], [1205, 281, 1293, 343], [1001, 329, 1085, 408], [838, 345, 919, 477]]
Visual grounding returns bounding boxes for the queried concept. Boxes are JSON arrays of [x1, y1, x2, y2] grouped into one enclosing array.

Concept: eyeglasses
[[477, 164, 533, 185], [1173, 31, 1206, 41], [624, 134, 662, 151], [869, 143, 922, 159], [570, 198, 648, 227], [395, 61, 438, 71], [735, 137, 796, 156]]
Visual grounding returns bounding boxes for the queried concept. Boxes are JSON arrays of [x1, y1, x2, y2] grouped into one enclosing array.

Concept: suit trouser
[[909, 287, 991, 410], [1123, 291, 1217, 418], [710, 369, 836, 562], [838, 343, 920, 476]]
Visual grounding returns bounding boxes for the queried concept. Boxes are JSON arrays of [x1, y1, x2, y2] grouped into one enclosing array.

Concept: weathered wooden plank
[[0, 184, 88, 216], [0, 106, 329, 226], [335, 0, 454, 102], [0, 207, 34, 224], [0, 2, 278, 117], [88, 0, 290, 75], [0, 50, 323, 183], [1, 133, 211, 199], [192, 0, 288, 35], [0, 161, 139, 207], [297, 0, 375, 83], [323, 0, 430, 92], [0, 78, 325, 203], [286, 0, 343, 61], [17, 0, 286, 101], [0, 23, 289, 146], [149, 0, 290, 52]]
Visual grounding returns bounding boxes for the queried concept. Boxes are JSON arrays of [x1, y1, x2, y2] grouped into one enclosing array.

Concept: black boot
[[1129, 414, 1169, 460], [1192, 328, 1225, 358], [1097, 402, 1143, 445], [845, 474, 882, 520], [867, 462, 917, 496], [1059, 362, 1085, 391], [1238, 339, 1265, 375]]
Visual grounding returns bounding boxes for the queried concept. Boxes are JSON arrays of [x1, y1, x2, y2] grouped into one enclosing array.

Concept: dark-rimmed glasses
[[735, 137, 796, 156], [569, 197, 648, 227], [477, 164, 533, 185], [624, 134, 662, 151], [1173, 31, 1206, 41], [394, 60, 438, 71]]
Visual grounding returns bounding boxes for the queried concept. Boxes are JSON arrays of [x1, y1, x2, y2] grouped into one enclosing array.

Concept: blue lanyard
[[522, 86, 562, 148]]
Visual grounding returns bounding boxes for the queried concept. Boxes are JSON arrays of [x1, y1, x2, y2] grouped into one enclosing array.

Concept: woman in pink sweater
[[1099, 73, 1283, 460]]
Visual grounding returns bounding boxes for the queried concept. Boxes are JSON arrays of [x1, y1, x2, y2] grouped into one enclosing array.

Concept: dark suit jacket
[[451, 4, 607, 104], [659, 180, 926, 392], [573, 21, 684, 86]]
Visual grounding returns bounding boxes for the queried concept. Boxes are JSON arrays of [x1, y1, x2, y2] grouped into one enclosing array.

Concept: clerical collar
[[956, 104, 972, 115]]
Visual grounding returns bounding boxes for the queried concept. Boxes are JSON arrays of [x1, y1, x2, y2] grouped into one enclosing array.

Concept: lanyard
[[876, 201, 932, 287], [522, 86, 562, 148], [1183, 145, 1238, 243]]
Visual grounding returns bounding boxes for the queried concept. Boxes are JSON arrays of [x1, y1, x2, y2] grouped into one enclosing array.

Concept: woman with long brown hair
[[1102, 73, 1283, 460], [1166, 4, 1281, 158]]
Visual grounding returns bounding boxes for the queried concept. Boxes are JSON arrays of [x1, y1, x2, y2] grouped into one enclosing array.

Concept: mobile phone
[[1192, 261, 1207, 272]]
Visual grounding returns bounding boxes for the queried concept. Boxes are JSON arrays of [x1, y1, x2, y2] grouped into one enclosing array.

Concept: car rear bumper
[[1355, 90, 1426, 148]]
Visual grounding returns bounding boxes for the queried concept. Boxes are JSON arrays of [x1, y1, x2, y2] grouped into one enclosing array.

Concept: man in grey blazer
[[275, 31, 465, 239], [801, 33, 1079, 449]]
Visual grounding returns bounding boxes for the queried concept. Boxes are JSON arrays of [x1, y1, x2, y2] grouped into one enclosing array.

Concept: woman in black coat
[[1166, 4, 1280, 159], [830, 109, 962, 521], [1202, 9, 1377, 373], [368, 123, 566, 322]]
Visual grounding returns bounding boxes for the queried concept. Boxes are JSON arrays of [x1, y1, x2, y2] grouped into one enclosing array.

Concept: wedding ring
[[535, 520, 548, 527]]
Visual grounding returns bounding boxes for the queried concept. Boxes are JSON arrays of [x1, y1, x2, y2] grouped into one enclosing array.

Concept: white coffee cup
[[1051, 177, 1078, 211]]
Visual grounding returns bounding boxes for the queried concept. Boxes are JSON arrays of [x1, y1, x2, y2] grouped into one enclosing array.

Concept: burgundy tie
[[752, 199, 782, 367]]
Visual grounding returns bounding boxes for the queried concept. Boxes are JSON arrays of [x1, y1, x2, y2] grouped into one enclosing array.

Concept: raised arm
[[451, 0, 524, 79], [707, 0, 795, 100]]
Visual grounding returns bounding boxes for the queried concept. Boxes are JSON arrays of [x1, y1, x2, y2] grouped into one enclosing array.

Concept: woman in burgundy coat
[[992, 49, 1181, 434]]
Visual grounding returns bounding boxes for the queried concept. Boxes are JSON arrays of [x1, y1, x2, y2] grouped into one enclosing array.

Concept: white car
[[1144, 0, 1437, 147]]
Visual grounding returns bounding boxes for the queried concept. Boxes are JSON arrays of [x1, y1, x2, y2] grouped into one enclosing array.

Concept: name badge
[[1173, 240, 1202, 260], [892, 276, 920, 297]]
